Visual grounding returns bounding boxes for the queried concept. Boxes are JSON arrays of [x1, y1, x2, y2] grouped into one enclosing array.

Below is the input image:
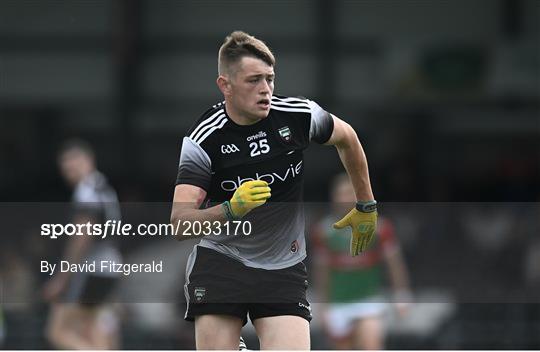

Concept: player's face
[[58, 150, 93, 186], [228, 56, 274, 122]]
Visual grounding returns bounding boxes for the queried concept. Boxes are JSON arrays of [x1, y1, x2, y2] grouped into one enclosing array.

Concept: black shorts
[[184, 246, 311, 324], [63, 274, 116, 307]]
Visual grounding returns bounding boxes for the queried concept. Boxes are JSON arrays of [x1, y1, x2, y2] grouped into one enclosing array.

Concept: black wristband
[[356, 200, 377, 213], [222, 201, 240, 221]]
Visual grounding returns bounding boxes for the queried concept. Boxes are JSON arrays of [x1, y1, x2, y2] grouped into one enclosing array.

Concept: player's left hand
[[333, 201, 378, 256]]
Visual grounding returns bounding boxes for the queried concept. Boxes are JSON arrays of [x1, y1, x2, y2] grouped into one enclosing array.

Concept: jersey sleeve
[[175, 136, 212, 191], [307, 100, 334, 144], [72, 182, 103, 219], [73, 184, 100, 203]]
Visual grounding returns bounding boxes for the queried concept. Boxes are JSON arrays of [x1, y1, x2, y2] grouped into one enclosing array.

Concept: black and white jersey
[[73, 171, 121, 222], [176, 95, 334, 269], [72, 171, 122, 276]]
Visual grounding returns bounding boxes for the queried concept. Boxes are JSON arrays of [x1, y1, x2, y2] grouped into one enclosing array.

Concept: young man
[[313, 173, 411, 350], [171, 31, 377, 350], [43, 140, 122, 349]]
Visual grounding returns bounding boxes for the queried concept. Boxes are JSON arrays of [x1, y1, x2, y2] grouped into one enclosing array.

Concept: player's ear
[[216, 75, 231, 96]]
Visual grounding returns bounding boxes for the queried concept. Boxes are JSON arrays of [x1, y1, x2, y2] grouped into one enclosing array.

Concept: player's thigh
[[48, 304, 79, 330], [46, 303, 91, 343], [195, 314, 243, 350], [87, 307, 121, 348], [253, 315, 310, 350], [353, 315, 384, 350], [323, 305, 354, 348], [46, 304, 65, 338]]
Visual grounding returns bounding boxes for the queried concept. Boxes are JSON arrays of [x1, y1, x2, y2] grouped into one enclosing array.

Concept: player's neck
[[225, 103, 261, 126]]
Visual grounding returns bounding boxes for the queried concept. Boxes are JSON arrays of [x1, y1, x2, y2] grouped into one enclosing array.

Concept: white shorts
[[324, 298, 387, 338]]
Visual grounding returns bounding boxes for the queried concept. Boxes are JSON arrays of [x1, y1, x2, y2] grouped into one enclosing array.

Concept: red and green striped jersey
[[314, 216, 397, 302]]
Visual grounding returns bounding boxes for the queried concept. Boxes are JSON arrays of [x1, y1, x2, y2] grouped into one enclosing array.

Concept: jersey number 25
[[249, 139, 270, 157]]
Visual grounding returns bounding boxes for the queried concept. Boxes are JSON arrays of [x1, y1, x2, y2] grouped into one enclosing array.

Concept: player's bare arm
[[325, 114, 374, 202], [171, 181, 271, 241], [383, 242, 412, 316], [384, 246, 411, 294], [170, 184, 224, 241], [43, 214, 94, 301], [64, 214, 96, 262], [325, 114, 378, 255]]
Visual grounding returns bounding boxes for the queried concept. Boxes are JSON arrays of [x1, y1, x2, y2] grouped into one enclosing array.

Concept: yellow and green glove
[[333, 200, 378, 256], [222, 180, 271, 220]]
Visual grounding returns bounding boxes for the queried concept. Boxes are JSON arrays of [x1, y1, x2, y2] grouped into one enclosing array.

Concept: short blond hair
[[218, 31, 275, 76]]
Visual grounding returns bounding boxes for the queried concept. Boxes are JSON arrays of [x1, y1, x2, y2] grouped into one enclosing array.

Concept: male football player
[[171, 31, 377, 350], [313, 173, 411, 350], [43, 140, 122, 349]]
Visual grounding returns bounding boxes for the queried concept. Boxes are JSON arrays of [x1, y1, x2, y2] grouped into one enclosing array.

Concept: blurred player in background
[[171, 31, 378, 349], [313, 173, 411, 350], [43, 139, 122, 349]]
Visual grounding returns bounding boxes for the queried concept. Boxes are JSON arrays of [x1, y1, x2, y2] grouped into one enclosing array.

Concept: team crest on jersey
[[278, 126, 292, 142], [194, 287, 206, 302]]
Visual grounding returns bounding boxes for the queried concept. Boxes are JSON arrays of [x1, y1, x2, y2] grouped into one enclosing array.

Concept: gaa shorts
[[63, 273, 116, 306], [184, 246, 312, 324]]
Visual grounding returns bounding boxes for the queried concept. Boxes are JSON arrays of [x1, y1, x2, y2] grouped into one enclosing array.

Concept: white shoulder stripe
[[212, 100, 225, 109], [272, 96, 308, 104], [271, 100, 310, 109], [196, 117, 228, 144], [189, 109, 224, 140], [191, 113, 226, 143], [271, 97, 308, 104], [270, 105, 311, 114], [184, 136, 212, 166]]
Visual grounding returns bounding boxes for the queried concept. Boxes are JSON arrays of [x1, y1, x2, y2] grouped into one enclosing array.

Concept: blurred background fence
[[0, 0, 538, 203]]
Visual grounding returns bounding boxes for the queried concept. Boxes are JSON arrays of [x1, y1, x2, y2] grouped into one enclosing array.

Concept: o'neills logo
[[246, 131, 267, 141], [221, 160, 303, 191]]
